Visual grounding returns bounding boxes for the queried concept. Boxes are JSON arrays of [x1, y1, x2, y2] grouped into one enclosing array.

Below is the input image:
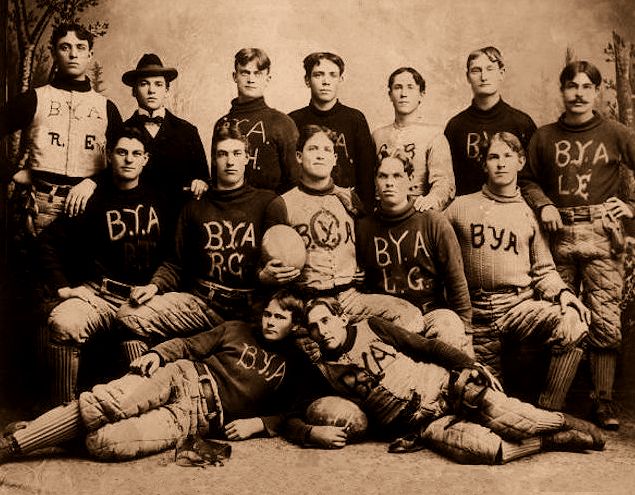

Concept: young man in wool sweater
[[446, 132, 590, 413], [355, 146, 472, 355], [372, 67, 455, 211], [0, 290, 304, 463], [213, 48, 299, 194], [288, 52, 376, 212], [282, 297, 605, 464], [39, 127, 168, 405], [444, 46, 536, 196], [116, 123, 290, 357], [122, 53, 209, 231], [519, 61, 635, 429], [0, 23, 123, 234], [261, 124, 423, 333]]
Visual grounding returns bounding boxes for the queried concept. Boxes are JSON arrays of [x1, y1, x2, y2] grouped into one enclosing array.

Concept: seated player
[[445, 132, 589, 411], [117, 123, 290, 353], [0, 290, 304, 463], [39, 126, 168, 405], [282, 298, 605, 465], [262, 124, 423, 333], [356, 146, 472, 353]]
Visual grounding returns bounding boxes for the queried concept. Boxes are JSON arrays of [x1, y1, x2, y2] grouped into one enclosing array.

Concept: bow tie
[[139, 114, 164, 125]]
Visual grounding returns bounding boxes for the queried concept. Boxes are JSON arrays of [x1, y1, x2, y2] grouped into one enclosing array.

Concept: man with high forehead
[[213, 48, 299, 194], [0, 22, 123, 234], [444, 46, 536, 196], [372, 67, 455, 211], [520, 61, 635, 430], [118, 123, 288, 353]]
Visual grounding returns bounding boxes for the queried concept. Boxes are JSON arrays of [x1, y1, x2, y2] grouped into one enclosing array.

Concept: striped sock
[[13, 401, 82, 454], [499, 437, 542, 463], [590, 350, 617, 400], [48, 343, 80, 406], [121, 339, 149, 364], [538, 347, 583, 411]]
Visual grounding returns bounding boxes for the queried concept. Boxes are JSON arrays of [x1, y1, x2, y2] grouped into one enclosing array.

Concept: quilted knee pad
[[470, 325, 502, 377], [422, 415, 502, 465]]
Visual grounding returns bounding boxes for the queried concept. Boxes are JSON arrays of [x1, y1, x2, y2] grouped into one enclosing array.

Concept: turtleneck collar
[[377, 200, 417, 223], [298, 179, 335, 196], [468, 98, 506, 121], [230, 96, 267, 113], [557, 110, 603, 133], [481, 184, 524, 203], [51, 74, 92, 92], [210, 183, 252, 200], [308, 100, 342, 117]]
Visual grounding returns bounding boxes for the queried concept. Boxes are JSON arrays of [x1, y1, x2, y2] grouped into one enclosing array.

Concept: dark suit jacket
[[125, 109, 209, 208]]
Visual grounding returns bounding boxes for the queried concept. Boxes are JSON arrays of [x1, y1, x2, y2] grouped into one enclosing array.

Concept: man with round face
[[117, 123, 289, 351], [213, 48, 299, 194], [122, 54, 209, 230], [0, 23, 123, 234], [0, 290, 305, 463], [372, 67, 455, 211], [446, 132, 590, 414], [39, 127, 168, 405], [444, 46, 536, 196], [281, 296, 605, 462], [289, 52, 376, 212], [520, 61, 635, 430]]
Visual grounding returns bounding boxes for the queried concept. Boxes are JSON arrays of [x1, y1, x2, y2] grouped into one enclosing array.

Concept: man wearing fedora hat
[[123, 53, 209, 231]]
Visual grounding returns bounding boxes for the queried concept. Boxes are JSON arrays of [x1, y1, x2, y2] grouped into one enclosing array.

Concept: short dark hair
[[212, 121, 250, 157], [376, 147, 414, 177], [51, 22, 94, 50], [107, 126, 149, 152], [305, 297, 343, 321], [303, 52, 345, 79], [234, 48, 271, 72], [485, 132, 526, 159], [559, 60, 602, 90], [296, 124, 338, 152], [269, 289, 305, 326], [387, 67, 425, 92], [466, 46, 504, 71]]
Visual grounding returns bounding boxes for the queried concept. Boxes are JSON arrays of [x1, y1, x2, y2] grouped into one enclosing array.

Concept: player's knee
[[422, 309, 470, 349], [48, 305, 90, 345]]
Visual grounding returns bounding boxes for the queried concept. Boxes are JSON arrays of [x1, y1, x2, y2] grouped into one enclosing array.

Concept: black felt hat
[[122, 53, 178, 86]]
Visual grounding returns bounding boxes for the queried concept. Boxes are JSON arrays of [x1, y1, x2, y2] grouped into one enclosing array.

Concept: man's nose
[[69, 47, 78, 58]]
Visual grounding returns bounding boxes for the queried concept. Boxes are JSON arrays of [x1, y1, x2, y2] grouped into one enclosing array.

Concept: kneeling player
[[282, 298, 605, 464], [0, 290, 303, 463]]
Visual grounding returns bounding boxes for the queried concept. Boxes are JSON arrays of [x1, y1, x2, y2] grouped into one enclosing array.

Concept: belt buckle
[[100, 278, 132, 299]]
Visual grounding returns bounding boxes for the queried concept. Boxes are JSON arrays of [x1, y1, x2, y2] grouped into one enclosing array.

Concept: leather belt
[[558, 205, 605, 225]]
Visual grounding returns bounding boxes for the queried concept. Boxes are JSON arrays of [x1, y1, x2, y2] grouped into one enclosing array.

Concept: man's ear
[[232, 71, 238, 84], [518, 155, 526, 171], [304, 75, 311, 88], [340, 314, 349, 326], [140, 152, 150, 168], [296, 150, 303, 164]]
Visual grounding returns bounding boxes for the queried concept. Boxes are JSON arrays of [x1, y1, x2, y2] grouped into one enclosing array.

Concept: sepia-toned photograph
[[1, 0, 634, 493]]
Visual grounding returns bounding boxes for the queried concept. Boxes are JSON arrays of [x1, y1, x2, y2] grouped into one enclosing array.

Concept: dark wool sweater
[[39, 182, 166, 290], [214, 97, 299, 194], [153, 320, 297, 427], [356, 202, 472, 324], [444, 99, 536, 196], [289, 101, 376, 211], [521, 112, 635, 210], [151, 184, 286, 292]]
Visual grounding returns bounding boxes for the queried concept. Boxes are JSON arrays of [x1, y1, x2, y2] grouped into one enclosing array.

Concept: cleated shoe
[[388, 433, 427, 454], [0, 435, 17, 464], [542, 430, 595, 452], [562, 413, 606, 450], [594, 400, 620, 431]]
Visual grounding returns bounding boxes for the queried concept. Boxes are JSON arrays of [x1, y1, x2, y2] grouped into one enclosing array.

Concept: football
[[261, 225, 307, 269], [306, 396, 368, 442]]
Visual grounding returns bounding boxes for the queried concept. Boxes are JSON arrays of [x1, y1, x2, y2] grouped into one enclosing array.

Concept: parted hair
[[484, 131, 526, 159], [303, 52, 345, 78], [466, 46, 504, 71], [376, 147, 415, 177], [212, 121, 250, 157], [234, 48, 271, 72], [559, 60, 602, 89], [107, 126, 149, 152], [51, 22, 94, 50], [305, 297, 344, 320], [296, 124, 338, 152], [269, 289, 306, 326], [388, 67, 425, 93]]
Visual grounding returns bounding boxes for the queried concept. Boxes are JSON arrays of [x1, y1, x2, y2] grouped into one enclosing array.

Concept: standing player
[[289, 52, 375, 212], [520, 61, 635, 429], [0, 23, 123, 234], [444, 46, 536, 196], [0, 290, 304, 463], [39, 127, 168, 405], [356, 147, 472, 352], [122, 53, 209, 229], [446, 132, 590, 412], [117, 123, 290, 351], [373, 67, 455, 211], [214, 48, 299, 194], [282, 297, 605, 463]]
